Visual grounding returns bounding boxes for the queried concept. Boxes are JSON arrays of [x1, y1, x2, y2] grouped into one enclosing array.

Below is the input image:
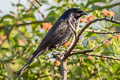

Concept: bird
[[17, 8, 87, 75]]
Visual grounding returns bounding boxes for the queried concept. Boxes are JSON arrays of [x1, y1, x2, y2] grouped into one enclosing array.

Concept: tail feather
[[17, 48, 47, 75]]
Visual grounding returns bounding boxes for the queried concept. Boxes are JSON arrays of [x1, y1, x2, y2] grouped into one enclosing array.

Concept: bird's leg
[[52, 51, 63, 61], [52, 50, 62, 57], [52, 50, 61, 55], [53, 47, 67, 58]]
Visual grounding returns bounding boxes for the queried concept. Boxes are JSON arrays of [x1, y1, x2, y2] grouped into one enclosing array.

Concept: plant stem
[[62, 60, 67, 80]]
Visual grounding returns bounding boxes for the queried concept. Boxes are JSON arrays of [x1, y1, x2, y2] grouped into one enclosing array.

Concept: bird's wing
[[39, 19, 69, 48]]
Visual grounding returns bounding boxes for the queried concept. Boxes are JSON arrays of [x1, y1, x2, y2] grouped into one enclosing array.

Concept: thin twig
[[35, 0, 42, 6], [88, 2, 120, 12], [86, 54, 120, 61], [0, 20, 47, 31], [80, 28, 120, 34], [52, 53, 62, 62], [68, 33, 120, 57], [31, 0, 46, 19]]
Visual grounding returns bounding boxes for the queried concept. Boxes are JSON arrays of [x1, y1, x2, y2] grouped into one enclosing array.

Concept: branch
[[0, 20, 47, 31], [68, 33, 120, 57], [88, 2, 120, 12], [35, 0, 42, 6], [52, 52, 62, 62], [80, 28, 120, 34], [30, 0, 46, 19], [61, 60, 67, 80], [63, 17, 120, 60], [86, 54, 120, 61]]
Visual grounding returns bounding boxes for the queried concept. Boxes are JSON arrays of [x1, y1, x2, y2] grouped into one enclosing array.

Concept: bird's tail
[[17, 47, 47, 76]]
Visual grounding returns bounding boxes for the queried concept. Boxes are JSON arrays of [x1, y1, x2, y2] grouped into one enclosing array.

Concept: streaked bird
[[17, 8, 87, 75]]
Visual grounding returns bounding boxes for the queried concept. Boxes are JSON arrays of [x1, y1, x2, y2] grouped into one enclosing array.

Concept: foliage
[[0, 0, 120, 80]]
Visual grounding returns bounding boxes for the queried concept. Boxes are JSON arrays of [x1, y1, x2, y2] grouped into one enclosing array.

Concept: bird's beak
[[81, 11, 87, 15]]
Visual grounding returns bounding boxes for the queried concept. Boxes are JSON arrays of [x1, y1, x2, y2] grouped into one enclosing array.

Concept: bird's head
[[69, 8, 87, 19]]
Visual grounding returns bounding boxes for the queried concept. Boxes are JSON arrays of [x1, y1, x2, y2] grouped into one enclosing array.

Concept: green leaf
[[86, 32, 97, 37], [1, 14, 15, 21]]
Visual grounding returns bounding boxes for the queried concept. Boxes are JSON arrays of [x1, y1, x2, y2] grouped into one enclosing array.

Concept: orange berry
[[0, 40, 3, 45], [87, 15, 95, 22], [47, 24, 52, 30], [64, 41, 70, 47], [103, 10, 109, 15], [116, 34, 120, 39], [54, 60, 60, 67], [42, 23, 52, 30], [1, 35, 7, 40], [106, 40, 111, 46], [42, 23, 48, 30], [103, 10, 114, 17], [18, 39, 24, 44], [109, 12, 114, 17], [80, 18, 85, 22], [88, 56, 92, 60]]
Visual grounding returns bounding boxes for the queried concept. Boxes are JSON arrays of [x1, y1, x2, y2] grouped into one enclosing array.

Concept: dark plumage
[[17, 8, 87, 75]]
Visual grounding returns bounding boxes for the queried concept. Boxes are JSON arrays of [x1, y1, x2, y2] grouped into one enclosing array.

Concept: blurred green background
[[0, 0, 120, 80]]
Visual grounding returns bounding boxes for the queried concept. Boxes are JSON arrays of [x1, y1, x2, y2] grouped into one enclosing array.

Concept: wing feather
[[39, 19, 69, 48]]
